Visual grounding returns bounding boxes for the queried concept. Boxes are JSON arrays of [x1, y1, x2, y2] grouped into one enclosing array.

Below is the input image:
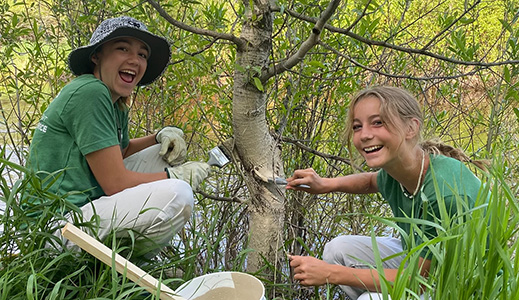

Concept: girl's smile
[[92, 37, 149, 102], [352, 96, 403, 169]]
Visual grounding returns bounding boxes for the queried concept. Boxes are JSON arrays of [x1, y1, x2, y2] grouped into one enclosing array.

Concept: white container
[[175, 271, 266, 300]]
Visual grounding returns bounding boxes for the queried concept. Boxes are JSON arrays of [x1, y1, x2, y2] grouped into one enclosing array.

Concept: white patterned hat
[[68, 16, 170, 86]]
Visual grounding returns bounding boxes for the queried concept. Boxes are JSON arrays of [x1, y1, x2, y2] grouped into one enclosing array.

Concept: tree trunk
[[233, 0, 285, 277]]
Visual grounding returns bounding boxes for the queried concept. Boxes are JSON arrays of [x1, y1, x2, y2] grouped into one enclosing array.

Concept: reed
[[364, 160, 519, 300], [1, 152, 518, 300]]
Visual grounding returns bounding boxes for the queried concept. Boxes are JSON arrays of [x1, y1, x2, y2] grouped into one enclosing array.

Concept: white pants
[[357, 292, 428, 300], [322, 235, 405, 300], [61, 144, 194, 258]]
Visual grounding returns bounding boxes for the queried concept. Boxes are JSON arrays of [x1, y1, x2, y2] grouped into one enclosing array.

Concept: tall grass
[[359, 159, 519, 300], [266, 157, 518, 300], [3, 150, 519, 299], [423, 162, 518, 299], [2, 1, 519, 299], [0, 155, 256, 299]]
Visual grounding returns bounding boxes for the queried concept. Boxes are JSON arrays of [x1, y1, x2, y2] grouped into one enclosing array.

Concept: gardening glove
[[165, 161, 211, 190], [155, 126, 187, 165]]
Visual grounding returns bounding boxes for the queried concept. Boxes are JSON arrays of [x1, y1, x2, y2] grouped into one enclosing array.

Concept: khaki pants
[[60, 144, 194, 258]]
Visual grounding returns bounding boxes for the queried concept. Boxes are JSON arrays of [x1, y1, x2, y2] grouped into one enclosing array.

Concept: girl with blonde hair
[[287, 86, 487, 299]]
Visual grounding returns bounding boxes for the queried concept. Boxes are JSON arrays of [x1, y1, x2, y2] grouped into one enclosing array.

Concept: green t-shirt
[[27, 74, 129, 208], [377, 154, 482, 258]]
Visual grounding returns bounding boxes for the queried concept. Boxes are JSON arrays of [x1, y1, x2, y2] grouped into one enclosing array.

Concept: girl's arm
[[290, 255, 431, 291], [286, 168, 379, 195], [121, 134, 157, 158], [86, 145, 167, 195]]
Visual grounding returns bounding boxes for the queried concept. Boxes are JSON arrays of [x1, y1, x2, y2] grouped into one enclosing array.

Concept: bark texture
[[233, 0, 285, 276]]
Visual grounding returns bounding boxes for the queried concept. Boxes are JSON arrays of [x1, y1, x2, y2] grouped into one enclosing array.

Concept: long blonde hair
[[345, 86, 489, 170], [419, 138, 489, 171]]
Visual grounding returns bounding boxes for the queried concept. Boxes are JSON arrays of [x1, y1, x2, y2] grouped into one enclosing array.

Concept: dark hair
[[91, 46, 130, 109]]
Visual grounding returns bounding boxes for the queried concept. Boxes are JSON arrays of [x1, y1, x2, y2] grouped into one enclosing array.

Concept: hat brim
[[68, 27, 171, 86]]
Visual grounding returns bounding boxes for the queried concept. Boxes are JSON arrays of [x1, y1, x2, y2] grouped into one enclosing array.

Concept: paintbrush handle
[[61, 223, 186, 300]]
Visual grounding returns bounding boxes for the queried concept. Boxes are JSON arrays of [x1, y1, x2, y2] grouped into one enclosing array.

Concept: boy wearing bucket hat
[[27, 16, 210, 259]]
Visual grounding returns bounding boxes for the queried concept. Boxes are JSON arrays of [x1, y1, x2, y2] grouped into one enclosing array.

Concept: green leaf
[[26, 274, 35, 300], [459, 17, 474, 25], [499, 19, 513, 33], [253, 77, 264, 91], [504, 66, 511, 82], [307, 60, 326, 68]]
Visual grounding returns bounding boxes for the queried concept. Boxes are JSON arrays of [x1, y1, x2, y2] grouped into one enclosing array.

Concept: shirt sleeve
[[61, 82, 120, 156]]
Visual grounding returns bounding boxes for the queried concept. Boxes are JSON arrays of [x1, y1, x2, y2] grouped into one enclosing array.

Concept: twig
[[146, 0, 246, 50], [261, 0, 341, 81], [197, 190, 244, 203]]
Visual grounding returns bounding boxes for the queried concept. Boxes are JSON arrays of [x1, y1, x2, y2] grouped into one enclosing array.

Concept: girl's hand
[[155, 126, 187, 165], [286, 168, 326, 194], [289, 255, 332, 286]]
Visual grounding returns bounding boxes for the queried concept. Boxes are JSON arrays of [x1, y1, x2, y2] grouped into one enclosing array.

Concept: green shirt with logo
[[27, 74, 129, 208]]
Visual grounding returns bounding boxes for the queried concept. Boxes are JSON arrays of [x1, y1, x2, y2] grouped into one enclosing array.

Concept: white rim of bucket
[[175, 271, 265, 300]]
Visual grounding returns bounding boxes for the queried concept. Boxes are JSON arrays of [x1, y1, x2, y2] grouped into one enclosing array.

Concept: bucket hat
[[68, 16, 171, 86]]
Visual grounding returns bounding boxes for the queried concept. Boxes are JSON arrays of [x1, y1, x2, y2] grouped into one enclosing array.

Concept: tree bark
[[233, 0, 285, 276]]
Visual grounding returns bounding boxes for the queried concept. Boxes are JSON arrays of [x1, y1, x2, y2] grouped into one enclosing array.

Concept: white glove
[[155, 126, 187, 165], [166, 161, 211, 190]]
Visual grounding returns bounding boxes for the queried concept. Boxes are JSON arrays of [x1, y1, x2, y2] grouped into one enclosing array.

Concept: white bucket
[[175, 271, 266, 300]]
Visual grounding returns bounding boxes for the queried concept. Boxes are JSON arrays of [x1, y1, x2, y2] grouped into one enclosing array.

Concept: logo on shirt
[[36, 114, 48, 133]]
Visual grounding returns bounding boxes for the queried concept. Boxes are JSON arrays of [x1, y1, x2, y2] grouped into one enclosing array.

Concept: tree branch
[[318, 40, 486, 81], [261, 0, 341, 81], [421, 0, 481, 50], [168, 38, 220, 66], [283, 5, 519, 67], [146, 0, 246, 50], [197, 190, 244, 203], [277, 134, 364, 172]]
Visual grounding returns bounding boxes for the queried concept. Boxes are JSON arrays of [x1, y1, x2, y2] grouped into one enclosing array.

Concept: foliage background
[[1, 0, 518, 299]]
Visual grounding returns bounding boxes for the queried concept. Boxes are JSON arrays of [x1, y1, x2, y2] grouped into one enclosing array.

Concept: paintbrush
[[269, 177, 310, 189], [207, 146, 230, 168]]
